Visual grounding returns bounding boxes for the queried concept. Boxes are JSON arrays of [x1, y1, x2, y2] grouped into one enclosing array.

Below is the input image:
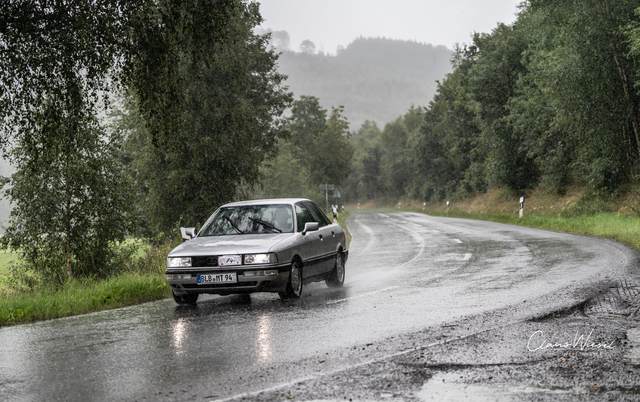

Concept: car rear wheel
[[173, 290, 199, 305], [279, 260, 303, 299], [326, 252, 345, 287]]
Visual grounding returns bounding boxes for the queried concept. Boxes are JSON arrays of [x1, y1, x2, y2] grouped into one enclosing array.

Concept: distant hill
[[276, 37, 453, 129]]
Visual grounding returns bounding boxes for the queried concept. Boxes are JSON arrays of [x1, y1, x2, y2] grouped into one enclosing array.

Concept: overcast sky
[[257, 0, 523, 54]]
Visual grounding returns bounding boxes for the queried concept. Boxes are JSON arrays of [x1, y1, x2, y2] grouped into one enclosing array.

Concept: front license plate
[[197, 273, 237, 284]]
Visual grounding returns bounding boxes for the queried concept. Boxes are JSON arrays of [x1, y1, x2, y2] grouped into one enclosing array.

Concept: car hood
[[168, 233, 295, 257]]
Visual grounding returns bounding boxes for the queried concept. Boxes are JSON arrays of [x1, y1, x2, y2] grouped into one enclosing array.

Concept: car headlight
[[244, 253, 277, 264], [167, 257, 192, 267]]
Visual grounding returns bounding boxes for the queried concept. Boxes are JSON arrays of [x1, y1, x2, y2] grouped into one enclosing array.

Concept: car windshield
[[199, 204, 294, 236]]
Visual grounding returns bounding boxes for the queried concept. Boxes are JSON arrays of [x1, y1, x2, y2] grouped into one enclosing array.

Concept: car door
[[303, 201, 339, 274], [295, 202, 325, 278]]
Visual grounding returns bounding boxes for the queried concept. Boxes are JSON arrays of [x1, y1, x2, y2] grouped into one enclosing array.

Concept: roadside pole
[[319, 184, 334, 212]]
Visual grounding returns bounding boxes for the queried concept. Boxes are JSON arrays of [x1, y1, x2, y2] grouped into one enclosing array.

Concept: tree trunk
[[613, 53, 640, 156], [66, 181, 72, 280]]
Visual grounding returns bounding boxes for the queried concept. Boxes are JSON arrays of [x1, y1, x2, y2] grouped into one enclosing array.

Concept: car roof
[[220, 198, 312, 208]]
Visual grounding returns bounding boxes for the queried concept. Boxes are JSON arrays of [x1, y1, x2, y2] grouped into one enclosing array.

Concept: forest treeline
[[275, 37, 452, 129], [343, 0, 640, 203]]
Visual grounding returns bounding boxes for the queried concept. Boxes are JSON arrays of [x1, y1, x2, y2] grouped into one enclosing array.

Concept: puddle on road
[[417, 372, 575, 401], [625, 326, 640, 365]]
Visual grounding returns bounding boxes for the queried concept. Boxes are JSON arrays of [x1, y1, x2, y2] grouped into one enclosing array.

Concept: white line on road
[[463, 253, 472, 261], [454, 239, 463, 243]]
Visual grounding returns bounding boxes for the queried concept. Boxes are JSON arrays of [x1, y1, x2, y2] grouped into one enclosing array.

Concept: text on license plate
[[197, 273, 237, 284]]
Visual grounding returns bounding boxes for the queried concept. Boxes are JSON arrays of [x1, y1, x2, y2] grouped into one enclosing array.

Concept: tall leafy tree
[[288, 96, 354, 187], [1, 90, 136, 284], [413, 47, 483, 201], [470, 23, 538, 191], [0, 1, 139, 281], [124, 3, 292, 231], [343, 121, 382, 201], [529, 0, 640, 191], [0, 0, 249, 281], [377, 106, 425, 199]]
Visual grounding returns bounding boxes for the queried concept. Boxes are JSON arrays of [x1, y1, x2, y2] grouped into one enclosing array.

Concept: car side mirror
[[180, 227, 197, 242], [301, 222, 319, 235]]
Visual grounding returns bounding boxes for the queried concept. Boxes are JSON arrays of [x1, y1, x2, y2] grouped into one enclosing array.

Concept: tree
[[288, 96, 354, 187], [1, 92, 136, 284], [528, 0, 640, 191], [256, 140, 313, 199], [256, 96, 354, 204], [0, 1, 144, 282], [470, 23, 538, 191], [125, 3, 292, 232], [0, 0, 251, 282], [358, 145, 383, 200], [270, 30, 291, 52], [311, 106, 354, 185], [343, 120, 382, 201], [299, 39, 316, 54]]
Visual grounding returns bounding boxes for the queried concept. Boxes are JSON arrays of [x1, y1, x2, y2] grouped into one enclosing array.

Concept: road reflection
[[257, 313, 272, 363], [172, 317, 188, 354]]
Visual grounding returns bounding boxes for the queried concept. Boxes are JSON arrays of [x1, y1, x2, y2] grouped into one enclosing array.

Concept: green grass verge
[[0, 274, 171, 326]]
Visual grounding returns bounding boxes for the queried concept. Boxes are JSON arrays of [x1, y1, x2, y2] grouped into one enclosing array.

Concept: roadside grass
[[0, 241, 174, 327], [0, 274, 171, 326]]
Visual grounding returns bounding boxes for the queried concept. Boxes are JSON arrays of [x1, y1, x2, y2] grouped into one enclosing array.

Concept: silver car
[[165, 198, 348, 305]]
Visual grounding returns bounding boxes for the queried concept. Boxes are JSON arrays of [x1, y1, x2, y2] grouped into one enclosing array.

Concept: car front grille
[[182, 281, 257, 289], [191, 256, 219, 267]]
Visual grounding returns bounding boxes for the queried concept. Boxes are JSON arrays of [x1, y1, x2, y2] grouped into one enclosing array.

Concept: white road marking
[[454, 239, 463, 243], [463, 253, 472, 261]]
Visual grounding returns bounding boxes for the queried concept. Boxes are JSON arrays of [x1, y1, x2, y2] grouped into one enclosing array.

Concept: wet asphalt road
[[0, 210, 638, 401]]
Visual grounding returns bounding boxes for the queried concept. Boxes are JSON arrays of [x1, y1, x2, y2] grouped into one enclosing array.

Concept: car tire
[[326, 251, 345, 288], [279, 260, 303, 300], [173, 290, 199, 305]]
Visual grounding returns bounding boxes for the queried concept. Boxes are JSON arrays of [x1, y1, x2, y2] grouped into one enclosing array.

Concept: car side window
[[295, 203, 314, 232], [304, 202, 331, 227]]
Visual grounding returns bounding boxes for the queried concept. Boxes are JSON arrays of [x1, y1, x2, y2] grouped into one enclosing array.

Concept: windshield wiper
[[249, 217, 282, 233], [224, 215, 244, 234]]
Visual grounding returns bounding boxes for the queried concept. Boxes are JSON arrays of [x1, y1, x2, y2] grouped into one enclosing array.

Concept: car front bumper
[[166, 263, 291, 296]]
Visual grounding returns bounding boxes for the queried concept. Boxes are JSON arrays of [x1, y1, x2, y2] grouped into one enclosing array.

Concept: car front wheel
[[279, 260, 303, 299], [173, 290, 199, 305], [326, 252, 345, 287]]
